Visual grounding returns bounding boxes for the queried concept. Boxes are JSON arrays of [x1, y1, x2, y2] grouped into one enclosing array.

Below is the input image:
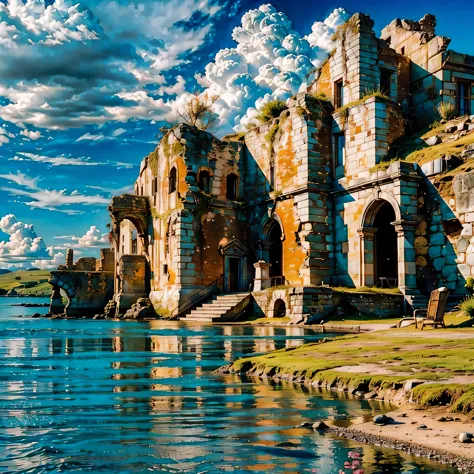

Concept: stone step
[[214, 293, 249, 299], [186, 313, 220, 320], [193, 305, 234, 313], [183, 292, 250, 322], [184, 317, 216, 322], [189, 309, 228, 315]]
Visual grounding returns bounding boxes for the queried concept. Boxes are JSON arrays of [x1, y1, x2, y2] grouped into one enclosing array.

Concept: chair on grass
[[398, 287, 449, 330]]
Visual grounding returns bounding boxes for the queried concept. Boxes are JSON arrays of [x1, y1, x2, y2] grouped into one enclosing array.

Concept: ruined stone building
[[52, 13, 474, 321]]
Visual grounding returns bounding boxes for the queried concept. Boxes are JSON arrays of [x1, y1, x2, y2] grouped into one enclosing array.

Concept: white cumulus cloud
[[198, 4, 350, 134]]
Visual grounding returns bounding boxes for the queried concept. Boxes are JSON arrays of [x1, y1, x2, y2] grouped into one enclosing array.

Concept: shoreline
[[220, 368, 474, 471], [217, 329, 474, 471]]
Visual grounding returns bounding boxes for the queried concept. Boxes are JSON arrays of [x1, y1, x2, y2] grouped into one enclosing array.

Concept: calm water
[[0, 297, 459, 474]]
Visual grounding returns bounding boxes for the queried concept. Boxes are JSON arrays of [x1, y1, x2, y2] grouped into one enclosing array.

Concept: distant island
[[0, 269, 51, 297]]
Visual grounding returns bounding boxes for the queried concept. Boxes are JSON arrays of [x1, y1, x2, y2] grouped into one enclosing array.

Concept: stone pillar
[[66, 248, 74, 270], [393, 220, 418, 292], [358, 227, 377, 287], [50, 286, 63, 314], [253, 261, 272, 291]]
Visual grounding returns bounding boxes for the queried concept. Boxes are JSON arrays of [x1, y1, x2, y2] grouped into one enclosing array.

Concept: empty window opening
[[131, 229, 138, 255], [334, 132, 345, 169], [169, 167, 177, 194], [335, 79, 344, 108], [226, 173, 238, 200], [198, 170, 211, 194], [163, 264, 168, 275], [380, 69, 392, 96], [457, 81, 471, 116]]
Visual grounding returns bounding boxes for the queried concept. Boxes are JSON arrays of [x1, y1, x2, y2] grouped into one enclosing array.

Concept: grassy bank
[[227, 330, 474, 417], [0, 270, 51, 296]]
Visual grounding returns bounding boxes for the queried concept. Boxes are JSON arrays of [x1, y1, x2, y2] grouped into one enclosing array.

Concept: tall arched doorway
[[360, 199, 398, 288], [268, 222, 282, 278], [373, 201, 397, 286], [260, 218, 283, 284]]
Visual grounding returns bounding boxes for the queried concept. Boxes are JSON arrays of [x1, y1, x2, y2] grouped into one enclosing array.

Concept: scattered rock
[[123, 298, 154, 319], [364, 391, 378, 399], [404, 379, 425, 391], [445, 124, 457, 133], [425, 135, 441, 146], [459, 433, 473, 443], [31, 313, 41, 318], [461, 144, 474, 159], [300, 421, 312, 428], [312, 421, 330, 431], [417, 424, 430, 430], [373, 414, 393, 425]]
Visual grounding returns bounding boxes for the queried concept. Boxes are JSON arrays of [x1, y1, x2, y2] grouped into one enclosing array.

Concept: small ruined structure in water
[[49, 13, 474, 321]]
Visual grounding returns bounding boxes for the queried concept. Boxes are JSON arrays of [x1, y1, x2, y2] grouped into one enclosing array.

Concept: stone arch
[[357, 194, 418, 291], [108, 195, 150, 259], [49, 275, 76, 314], [360, 191, 401, 229]]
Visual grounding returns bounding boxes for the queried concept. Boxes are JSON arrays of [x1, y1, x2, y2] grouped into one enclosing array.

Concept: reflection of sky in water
[[0, 298, 458, 474]]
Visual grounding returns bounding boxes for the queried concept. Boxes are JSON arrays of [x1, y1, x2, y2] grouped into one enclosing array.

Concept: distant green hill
[[0, 270, 52, 296]]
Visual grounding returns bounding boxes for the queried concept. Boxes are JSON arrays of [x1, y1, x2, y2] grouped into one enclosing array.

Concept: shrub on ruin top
[[256, 100, 288, 123]]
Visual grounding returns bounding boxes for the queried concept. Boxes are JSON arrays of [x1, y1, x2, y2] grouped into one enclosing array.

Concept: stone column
[[392, 220, 418, 292], [66, 248, 74, 269], [253, 261, 272, 291], [357, 227, 377, 287]]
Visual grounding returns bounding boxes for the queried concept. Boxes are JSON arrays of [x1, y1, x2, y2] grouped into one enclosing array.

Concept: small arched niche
[[273, 298, 286, 318]]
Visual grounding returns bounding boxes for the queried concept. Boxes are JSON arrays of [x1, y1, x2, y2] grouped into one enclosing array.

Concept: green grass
[[229, 331, 474, 415], [405, 132, 474, 166], [331, 286, 401, 295], [0, 270, 51, 296]]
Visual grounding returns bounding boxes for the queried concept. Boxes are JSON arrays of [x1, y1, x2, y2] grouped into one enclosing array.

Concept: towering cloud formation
[[202, 5, 350, 134], [0, 214, 65, 269]]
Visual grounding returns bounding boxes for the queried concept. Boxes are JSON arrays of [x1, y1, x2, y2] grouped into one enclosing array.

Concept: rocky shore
[[217, 353, 474, 472], [315, 423, 474, 472]]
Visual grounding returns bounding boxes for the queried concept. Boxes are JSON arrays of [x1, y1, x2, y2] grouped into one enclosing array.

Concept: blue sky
[[0, 0, 472, 269]]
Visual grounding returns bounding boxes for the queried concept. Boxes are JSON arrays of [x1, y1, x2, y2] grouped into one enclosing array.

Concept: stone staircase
[[183, 293, 251, 322], [405, 293, 463, 313]]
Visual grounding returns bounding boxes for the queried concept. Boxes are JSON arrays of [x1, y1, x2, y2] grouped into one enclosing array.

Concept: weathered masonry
[[51, 12, 474, 320]]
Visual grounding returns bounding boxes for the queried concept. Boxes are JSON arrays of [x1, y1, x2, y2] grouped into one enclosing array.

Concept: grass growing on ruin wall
[[228, 331, 474, 416]]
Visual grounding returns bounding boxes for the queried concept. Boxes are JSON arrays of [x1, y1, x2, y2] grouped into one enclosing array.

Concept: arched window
[[226, 173, 238, 200], [198, 170, 211, 194], [169, 167, 177, 194]]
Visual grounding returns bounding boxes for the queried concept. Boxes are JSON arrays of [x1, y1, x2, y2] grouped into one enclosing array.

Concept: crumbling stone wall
[[49, 270, 114, 317], [332, 161, 420, 289], [414, 169, 474, 294], [381, 15, 474, 124]]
